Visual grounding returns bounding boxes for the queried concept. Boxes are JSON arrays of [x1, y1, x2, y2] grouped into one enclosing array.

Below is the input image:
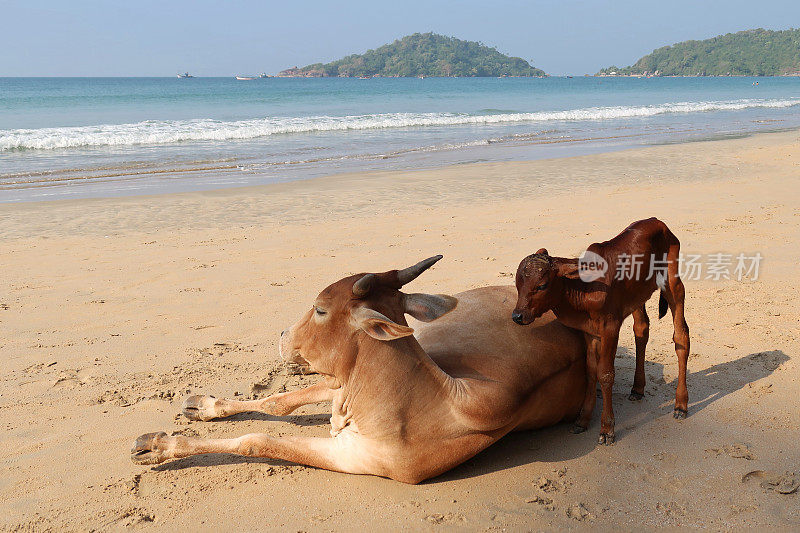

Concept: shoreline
[[5, 123, 795, 207], [5, 76, 800, 205], [1, 127, 798, 240]]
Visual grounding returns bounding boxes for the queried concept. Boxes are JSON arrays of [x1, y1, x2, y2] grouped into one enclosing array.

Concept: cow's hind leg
[[182, 381, 334, 421], [629, 305, 649, 401], [131, 431, 375, 476]]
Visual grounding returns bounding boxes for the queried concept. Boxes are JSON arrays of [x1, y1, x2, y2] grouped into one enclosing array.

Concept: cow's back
[[412, 286, 585, 391]]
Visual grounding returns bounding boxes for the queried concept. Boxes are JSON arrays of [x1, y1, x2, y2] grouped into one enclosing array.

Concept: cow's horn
[[352, 273, 376, 298], [397, 255, 443, 286]]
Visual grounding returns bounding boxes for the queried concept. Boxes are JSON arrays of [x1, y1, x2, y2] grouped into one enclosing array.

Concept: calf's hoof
[[182, 395, 222, 421], [131, 432, 171, 465], [598, 432, 615, 445], [628, 390, 644, 401], [673, 408, 688, 420], [570, 424, 587, 434]]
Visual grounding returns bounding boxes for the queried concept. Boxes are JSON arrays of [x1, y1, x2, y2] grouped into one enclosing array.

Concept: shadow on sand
[[437, 348, 789, 482], [217, 412, 329, 426], [152, 349, 789, 479]]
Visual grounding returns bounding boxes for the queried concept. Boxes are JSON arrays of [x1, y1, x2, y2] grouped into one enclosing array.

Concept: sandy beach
[[1, 130, 799, 530]]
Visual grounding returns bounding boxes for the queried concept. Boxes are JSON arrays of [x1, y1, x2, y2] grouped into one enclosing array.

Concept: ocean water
[[1, 76, 799, 202]]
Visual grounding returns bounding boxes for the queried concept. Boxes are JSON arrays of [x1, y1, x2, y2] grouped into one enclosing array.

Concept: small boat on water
[[258, 73, 270, 78], [177, 72, 193, 78], [236, 76, 256, 81]]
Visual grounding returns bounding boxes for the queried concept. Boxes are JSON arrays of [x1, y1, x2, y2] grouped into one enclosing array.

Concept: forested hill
[[278, 33, 546, 77], [598, 28, 800, 76]]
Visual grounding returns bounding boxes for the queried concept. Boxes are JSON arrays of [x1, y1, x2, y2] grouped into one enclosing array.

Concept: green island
[[598, 28, 800, 77], [278, 33, 546, 78]]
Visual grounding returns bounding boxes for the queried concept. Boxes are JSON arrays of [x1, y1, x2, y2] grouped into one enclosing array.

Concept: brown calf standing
[[512, 217, 690, 445]]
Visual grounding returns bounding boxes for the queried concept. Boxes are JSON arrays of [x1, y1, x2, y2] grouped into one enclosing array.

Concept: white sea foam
[[2, 98, 798, 151]]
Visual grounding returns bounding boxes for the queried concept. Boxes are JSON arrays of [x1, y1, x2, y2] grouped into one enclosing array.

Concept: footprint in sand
[[525, 495, 555, 511], [741, 470, 799, 494], [566, 502, 594, 521], [104, 508, 155, 527], [705, 443, 755, 460], [424, 512, 466, 525]]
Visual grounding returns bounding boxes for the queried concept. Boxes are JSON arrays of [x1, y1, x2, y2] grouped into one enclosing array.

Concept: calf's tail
[[658, 290, 668, 319]]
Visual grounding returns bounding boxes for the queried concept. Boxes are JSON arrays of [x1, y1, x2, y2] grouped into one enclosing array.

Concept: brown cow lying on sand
[[512, 218, 690, 445], [131, 256, 587, 484]]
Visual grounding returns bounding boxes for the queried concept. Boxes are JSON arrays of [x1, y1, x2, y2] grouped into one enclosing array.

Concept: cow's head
[[279, 255, 457, 377], [512, 248, 559, 325]]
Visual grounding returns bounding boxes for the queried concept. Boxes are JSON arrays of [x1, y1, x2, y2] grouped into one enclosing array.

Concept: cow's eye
[[314, 307, 327, 316], [537, 282, 548, 291]]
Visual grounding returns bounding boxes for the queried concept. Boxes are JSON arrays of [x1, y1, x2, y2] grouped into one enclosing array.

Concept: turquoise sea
[[1, 76, 799, 202]]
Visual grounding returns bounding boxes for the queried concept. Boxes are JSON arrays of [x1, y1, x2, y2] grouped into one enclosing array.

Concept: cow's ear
[[351, 306, 415, 341], [536, 248, 549, 256], [404, 293, 458, 322]]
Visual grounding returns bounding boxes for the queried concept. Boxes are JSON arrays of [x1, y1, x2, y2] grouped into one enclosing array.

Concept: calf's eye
[[314, 307, 327, 316], [537, 282, 548, 291]]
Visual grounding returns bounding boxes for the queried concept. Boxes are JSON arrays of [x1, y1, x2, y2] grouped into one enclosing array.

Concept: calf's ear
[[536, 248, 549, 255], [351, 306, 415, 341], [404, 293, 458, 322]]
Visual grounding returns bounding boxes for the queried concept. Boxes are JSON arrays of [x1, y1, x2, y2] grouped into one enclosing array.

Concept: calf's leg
[[664, 277, 690, 418], [597, 324, 621, 445], [629, 305, 649, 401], [182, 381, 334, 421], [572, 335, 599, 433]]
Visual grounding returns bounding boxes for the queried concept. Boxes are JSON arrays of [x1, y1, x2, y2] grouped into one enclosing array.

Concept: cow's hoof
[[182, 395, 221, 421], [571, 424, 587, 434], [131, 432, 170, 465], [673, 408, 688, 420], [598, 432, 615, 445], [628, 390, 644, 401]]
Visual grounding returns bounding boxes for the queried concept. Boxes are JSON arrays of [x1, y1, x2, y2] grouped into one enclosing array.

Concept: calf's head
[[512, 248, 559, 325], [279, 255, 458, 376]]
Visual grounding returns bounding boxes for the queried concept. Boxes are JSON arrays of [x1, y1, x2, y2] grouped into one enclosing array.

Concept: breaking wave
[[3, 98, 798, 151]]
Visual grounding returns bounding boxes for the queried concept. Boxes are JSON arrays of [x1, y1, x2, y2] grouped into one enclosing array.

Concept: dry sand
[[1, 130, 799, 530]]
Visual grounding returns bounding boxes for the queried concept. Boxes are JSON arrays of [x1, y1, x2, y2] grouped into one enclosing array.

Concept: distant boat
[[236, 76, 256, 81], [177, 72, 193, 78], [258, 73, 270, 78]]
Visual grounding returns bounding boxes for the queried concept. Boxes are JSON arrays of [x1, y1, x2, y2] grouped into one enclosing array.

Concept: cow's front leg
[[182, 381, 335, 421], [130, 431, 373, 476], [597, 323, 621, 445]]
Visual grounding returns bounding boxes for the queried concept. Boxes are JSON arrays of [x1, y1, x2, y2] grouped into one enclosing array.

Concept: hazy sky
[[3, 0, 799, 76]]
